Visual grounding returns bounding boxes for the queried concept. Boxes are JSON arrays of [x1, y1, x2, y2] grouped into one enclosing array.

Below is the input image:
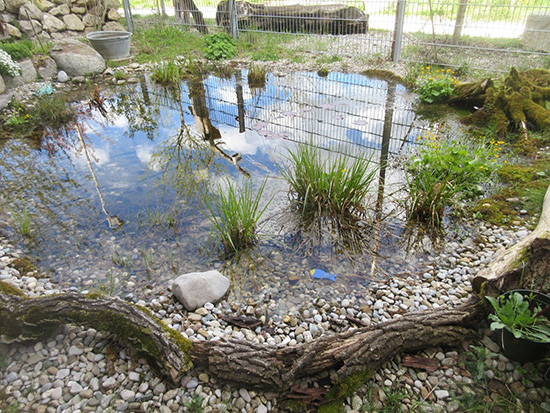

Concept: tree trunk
[[0, 287, 483, 391], [449, 68, 550, 138]]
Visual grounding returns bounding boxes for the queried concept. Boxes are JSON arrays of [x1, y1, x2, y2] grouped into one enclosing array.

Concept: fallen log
[[216, 1, 368, 35], [473, 184, 550, 296], [0, 286, 483, 391]]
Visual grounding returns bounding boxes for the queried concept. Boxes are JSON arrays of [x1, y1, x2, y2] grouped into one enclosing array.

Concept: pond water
[[1, 70, 440, 313]]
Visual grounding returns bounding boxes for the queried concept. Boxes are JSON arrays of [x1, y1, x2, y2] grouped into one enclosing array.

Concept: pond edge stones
[[172, 270, 230, 311]]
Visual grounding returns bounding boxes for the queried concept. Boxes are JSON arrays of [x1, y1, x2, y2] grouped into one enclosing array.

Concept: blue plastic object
[[310, 269, 337, 281]]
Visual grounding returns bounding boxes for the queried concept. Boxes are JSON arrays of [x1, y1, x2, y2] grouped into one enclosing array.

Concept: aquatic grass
[[247, 63, 267, 88], [31, 94, 76, 131], [151, 60, 188, 84], [203, 178, 270, 254], [406, 133, 503, 226], [11, 207, 31, 237], [279, 144, 378, 219]]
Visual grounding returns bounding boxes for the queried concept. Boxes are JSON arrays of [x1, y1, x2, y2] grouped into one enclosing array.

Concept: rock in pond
[[172, 270, 230, 311], [50, 39, 105, 77]]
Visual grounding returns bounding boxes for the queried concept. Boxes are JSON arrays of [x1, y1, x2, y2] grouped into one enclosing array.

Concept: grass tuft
[[203, 178, 270, 254], [279, 143, 377, 219]]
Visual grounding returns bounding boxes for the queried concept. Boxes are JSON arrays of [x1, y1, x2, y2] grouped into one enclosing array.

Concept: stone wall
[[0, 0, 125, 40]]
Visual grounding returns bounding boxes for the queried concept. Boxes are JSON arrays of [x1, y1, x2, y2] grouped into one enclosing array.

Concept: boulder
[[42, 13, 66, 32], [18, 2, 43, 20], [5, 23, 21, 38], [36, 56, 57, 79], [82, 13, 100, 27], [19, 19, 43, 35], [107, 8, 120, 21], [63, 14, 84, 31], [4, 58, 37, 89], [50, 39, 105, 77], [172, 270, 230, 311], [4, 0, 25, 13], [522, 14, 550, 52], [49, 4, 70, 16], [102, 21, 125, 31], [36, 0, 55, 11], [0, 0, 4, 12]]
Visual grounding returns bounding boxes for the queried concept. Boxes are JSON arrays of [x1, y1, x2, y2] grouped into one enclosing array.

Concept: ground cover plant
[[204, 32, 236, 60], [416, 66, 459, 103], [406, 132, 503, 226]]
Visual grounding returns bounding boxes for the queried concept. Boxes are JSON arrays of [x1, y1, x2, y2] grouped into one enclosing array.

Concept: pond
[[1, 69, 443, 315]]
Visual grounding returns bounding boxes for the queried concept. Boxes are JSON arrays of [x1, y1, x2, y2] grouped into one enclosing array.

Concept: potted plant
[[486, 289, 550, 363]]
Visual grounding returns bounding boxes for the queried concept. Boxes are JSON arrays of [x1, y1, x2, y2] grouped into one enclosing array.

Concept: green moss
[[85, 292, 104, 300], [161, 323, 193, 355], [498, 164, 536, 184], [362, 69, 404, 84], [324, 370, 374, 410], [0, 280, 26, 298], [318, 399, 345, 413], [278, 399, 308, 412], [10, 257, 38, 275]]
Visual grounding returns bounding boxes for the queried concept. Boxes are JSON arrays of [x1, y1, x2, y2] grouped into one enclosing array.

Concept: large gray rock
[[4, 58, 37, 89], [19, 2, 43, 20], [42, 13, 66, 32], [82, 13, 100, 27], [50, 39, 105, 77], [102, 21, 125, 31], [36, 56, 57, 79], [522, 14, 550, 52], [19, 19, 43, 35], [172, 270, 230, 311], [4, 0, 25, 13], [49, 4, 70, 16], [5, 23, 21, 38], [63, 13, 84, 31]]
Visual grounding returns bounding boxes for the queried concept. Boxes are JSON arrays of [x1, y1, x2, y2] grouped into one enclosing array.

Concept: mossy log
[[0, 286, 483, 391], [449, 68, 550, 137], [473, 184, 550, 296]]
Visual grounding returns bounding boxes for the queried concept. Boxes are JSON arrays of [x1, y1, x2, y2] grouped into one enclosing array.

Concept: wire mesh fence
[[129, 0, 550, 72]]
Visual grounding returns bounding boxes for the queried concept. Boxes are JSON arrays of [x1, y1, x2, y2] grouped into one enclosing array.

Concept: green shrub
[[416, 66, 458, 103], [0, 41, 33, 60], [204, 32, 236, 61], [406, 133, 503, 225], [279, 143, 377, 218]]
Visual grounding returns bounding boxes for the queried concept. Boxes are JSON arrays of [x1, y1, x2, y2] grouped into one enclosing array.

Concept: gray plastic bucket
[[86, 31, 132, 60]]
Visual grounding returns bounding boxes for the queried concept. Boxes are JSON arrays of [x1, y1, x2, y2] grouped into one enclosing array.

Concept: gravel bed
[[2, 216, 550, 412]]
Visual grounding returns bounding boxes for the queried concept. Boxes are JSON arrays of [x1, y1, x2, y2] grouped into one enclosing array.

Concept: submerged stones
[[172, 270, 230, 311]]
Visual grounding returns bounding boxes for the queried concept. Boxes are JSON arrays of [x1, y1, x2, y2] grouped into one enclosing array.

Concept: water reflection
[[0, 69, 432, 309]]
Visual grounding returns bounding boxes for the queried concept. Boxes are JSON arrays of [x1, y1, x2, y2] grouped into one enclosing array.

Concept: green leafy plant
[[279, 143, 378, 219], [183, 394, 204, 413], [0, 41, 33, 60], [486, 292, 550, 342], [405, 133, 502, 225], [416, 66, 458, 103], [204, 32, 236, 61], [203, 178, 270, 254]]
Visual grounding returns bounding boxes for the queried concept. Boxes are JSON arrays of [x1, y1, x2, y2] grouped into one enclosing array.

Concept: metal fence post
[[228, 0, 239, 39], [122, 0, 134, 33], [392, 0, 406, 63]]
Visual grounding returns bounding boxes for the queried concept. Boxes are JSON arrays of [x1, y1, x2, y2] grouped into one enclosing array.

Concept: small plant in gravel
[[0, 49, 22, 77], [204, 32, 236, 61], [203, 178, 270, 254], [279, 143, 378, 219], [0, 41, 33, 61], [11, 207, 31, 237], [416, 66, 458, 103], [405, 132, 503, 226], [152, 60, 187, 84]]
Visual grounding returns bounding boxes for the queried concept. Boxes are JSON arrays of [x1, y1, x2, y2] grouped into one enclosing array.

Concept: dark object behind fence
[[216, 1, 369, 35]]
